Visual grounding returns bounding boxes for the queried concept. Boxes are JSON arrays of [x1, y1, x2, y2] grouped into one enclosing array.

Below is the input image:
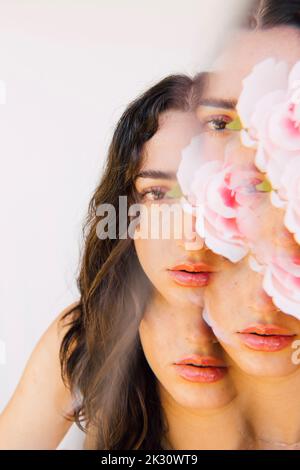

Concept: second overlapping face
[[177, 27, 300, 378]]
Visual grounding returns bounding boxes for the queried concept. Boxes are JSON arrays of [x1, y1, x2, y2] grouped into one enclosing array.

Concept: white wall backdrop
[[0, 0, 248, 449]]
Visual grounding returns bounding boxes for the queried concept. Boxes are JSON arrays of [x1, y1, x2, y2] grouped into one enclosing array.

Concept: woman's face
[[134, 110, 221, 309], [134, 110, 207, 308], [136, 110, 235, 409], [204, 256, 300, 377], [195, 26, 300, 378], [139, 297, 235, 410]]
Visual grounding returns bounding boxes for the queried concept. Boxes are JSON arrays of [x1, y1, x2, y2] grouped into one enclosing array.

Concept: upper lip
[[174, 355, 226, 367], [237, 324, 295, 336], [168, 263, 217, 273]]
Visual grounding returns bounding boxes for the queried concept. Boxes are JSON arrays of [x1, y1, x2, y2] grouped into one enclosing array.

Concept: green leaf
[[166, 183, 183, 199], [226, 115, 243, 131], [255, 179, 272, 192]]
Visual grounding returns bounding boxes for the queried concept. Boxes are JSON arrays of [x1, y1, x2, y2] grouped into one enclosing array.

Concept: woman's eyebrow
[[136, 170, 177, 180], [198, 98, 237, 110]]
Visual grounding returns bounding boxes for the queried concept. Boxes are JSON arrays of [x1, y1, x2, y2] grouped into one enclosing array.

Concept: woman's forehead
[[205, 26, 300, 103], [141, 110, 201, 172]]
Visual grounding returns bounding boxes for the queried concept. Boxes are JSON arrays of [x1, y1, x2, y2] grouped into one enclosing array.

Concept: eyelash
[[203, 115, 232, 135], [139, 186, 168, 201]]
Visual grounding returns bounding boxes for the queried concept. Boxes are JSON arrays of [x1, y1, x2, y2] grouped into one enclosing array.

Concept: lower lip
[[173, 364, 227, 383], [238, 333, 294, 352], [168, 270, 210, 287]]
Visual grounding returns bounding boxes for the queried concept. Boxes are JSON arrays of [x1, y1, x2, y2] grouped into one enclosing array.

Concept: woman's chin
[[228, 349, 300, 378], [169, 379, 237, 410]]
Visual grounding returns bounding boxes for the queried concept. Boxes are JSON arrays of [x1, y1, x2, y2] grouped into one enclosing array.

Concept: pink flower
[[176, 134, 221, 205], [176, 133, 270, 262], [262, 253, 300, 320], [279, 157, 300, 244], [249, 235, 300, 320], [189, 160, 264, 263], [237, 58, 288, 131], [237, 58, 300, 190]]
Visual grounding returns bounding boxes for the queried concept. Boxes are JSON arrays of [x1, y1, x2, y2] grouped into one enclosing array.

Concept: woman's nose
[[175, 209, 205, 251], [183, 313, 217, 346], [251, 284, 280, 315]]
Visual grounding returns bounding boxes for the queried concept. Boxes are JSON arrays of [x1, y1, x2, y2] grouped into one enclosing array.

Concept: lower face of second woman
[[138, 297, 237, 411], [203, 257, 300, 378]]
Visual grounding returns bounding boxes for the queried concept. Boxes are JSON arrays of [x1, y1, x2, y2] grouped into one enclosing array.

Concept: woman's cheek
[[138, 317, 164, 373]]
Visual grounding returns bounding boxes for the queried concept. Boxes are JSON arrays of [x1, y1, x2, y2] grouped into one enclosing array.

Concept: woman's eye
[[139, 187, 168, 201], [204, 117, 231, 132]]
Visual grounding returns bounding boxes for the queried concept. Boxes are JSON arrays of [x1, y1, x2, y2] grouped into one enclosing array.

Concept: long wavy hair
[[59, 74, 204, 450]]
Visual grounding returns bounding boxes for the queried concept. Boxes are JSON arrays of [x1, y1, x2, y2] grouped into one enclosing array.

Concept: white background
[[0, 0, 247, 449]]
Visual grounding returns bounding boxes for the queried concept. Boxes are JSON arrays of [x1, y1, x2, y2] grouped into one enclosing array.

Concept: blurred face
[[196, 26, 300, 377], [135, 110, 235, 409]]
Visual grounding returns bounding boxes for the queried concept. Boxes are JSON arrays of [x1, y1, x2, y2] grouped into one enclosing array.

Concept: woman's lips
[[168, 270, 210, 287], [167, 263, 215, 287], [173, 355, 227, 383], [237, 324, 296, 352]]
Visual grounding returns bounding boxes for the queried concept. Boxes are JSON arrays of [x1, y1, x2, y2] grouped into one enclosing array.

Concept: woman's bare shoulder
[[28, 300, 81, 374], [0, 301, 82, 449], [51, 300, 82, 345]]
